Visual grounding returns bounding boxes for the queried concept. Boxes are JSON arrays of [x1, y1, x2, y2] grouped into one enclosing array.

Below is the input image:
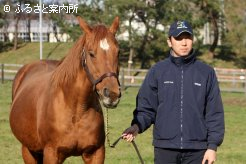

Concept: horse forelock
[[88, 25, 110, 48]]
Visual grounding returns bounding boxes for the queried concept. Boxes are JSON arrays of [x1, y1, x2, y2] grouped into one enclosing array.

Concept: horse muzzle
[[98, 87, 121, 109]]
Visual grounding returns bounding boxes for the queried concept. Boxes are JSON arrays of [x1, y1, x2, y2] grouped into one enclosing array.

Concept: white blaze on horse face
[[100, 38, 110, 51]]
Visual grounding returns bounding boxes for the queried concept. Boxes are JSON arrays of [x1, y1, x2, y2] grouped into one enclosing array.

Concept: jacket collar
[[169, 49, 196, 66]]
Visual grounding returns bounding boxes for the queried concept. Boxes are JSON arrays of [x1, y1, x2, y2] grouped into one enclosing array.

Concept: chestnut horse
[[10, 16, 121, 164]]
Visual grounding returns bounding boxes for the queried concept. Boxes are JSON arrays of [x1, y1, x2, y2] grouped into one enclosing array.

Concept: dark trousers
[[154, 147, 206, 164]]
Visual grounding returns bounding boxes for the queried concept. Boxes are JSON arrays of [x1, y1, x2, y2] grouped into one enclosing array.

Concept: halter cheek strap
[[81, 49, 119, 91]]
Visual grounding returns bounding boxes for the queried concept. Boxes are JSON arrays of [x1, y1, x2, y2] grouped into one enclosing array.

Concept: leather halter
[[81, 49, 119, 91]]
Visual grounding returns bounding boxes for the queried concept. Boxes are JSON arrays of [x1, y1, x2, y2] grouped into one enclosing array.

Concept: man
[[122, 20, 225, 164]]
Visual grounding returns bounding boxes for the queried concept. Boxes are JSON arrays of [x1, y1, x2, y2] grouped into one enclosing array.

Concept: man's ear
[[167, 37, 172, 48]]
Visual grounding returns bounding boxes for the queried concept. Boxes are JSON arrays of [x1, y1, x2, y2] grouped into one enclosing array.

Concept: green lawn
[[0, 43, 73, 64], [0, 81, 246, 163]]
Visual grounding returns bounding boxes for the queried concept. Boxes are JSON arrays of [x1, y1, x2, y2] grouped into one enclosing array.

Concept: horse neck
[[51, 36, 94, 96]]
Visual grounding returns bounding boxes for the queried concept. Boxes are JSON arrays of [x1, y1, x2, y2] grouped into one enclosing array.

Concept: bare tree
[[12, 1, 22, 50]]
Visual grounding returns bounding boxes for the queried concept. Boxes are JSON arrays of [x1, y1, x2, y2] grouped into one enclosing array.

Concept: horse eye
[[89, 51, 95, 58]]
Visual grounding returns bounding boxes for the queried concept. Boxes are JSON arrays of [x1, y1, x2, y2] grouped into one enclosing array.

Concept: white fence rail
[[1, 63, 246, 94], [0, 64, 23, 83], [214, 67, 246, 93]]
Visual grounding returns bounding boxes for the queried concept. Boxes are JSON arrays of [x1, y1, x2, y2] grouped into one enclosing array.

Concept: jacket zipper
[[180, 66, 184, 149]]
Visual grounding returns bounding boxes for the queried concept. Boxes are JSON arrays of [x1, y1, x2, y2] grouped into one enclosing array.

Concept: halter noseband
[[81, 48, 119, 91]]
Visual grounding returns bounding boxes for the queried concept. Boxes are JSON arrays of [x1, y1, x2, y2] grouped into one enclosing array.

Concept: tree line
[[0, 0, 246, 68]]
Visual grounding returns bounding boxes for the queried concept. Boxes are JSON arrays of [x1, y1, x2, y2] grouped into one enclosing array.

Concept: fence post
[[121, 68, 125, 90], [1, 64, 4, 84], [232, 71, 236, 88], [245, 72, 246, 96]]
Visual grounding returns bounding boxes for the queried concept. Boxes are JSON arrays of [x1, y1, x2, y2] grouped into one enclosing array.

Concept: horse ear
[[77, 16, 92, 34], [109, 16, 119, 35]]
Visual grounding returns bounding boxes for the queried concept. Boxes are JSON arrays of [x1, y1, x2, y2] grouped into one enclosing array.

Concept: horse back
[[12, 60, 60, 100]]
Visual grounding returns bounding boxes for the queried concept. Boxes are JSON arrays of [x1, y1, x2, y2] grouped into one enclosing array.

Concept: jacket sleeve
[[131, 67, 159, 133], [205, 69, 225, 151]]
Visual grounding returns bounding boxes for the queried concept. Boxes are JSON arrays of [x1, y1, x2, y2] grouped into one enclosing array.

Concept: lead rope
[[105, 108, 112, 147], [105, 107, 121, 148], [104, 108, 145, 164]]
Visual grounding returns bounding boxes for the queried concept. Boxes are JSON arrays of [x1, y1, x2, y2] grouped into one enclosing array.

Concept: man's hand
[[202, 149, 216, 164], [122, 124, 139, 142]]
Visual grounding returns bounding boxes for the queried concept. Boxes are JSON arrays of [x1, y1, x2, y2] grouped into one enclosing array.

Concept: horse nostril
[[103, 87, 121, 99], [119, 90, 121, 98], [103, 88, 110, 98]]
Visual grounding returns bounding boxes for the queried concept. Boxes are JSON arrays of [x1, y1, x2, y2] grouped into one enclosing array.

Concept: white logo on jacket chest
[[164, 81, 174, 84], [194, 82, 201, 86]]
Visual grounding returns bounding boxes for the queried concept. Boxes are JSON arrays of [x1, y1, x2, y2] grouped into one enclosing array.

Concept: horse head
[[77, 16, 121, 108]]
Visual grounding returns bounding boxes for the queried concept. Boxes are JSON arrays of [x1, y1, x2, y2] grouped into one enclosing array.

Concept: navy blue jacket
[[131, 50, 225, 151]]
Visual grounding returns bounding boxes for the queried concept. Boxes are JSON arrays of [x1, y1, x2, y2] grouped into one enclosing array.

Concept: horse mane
[[51, 24, 109, 88]]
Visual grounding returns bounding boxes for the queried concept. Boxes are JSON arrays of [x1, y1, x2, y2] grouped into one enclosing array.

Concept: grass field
[[1, 81, 246, 164], [0, 43, 73, 64]]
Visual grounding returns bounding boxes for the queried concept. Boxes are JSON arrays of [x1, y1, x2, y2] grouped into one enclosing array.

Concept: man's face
[[167, 32, 193, 57]]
